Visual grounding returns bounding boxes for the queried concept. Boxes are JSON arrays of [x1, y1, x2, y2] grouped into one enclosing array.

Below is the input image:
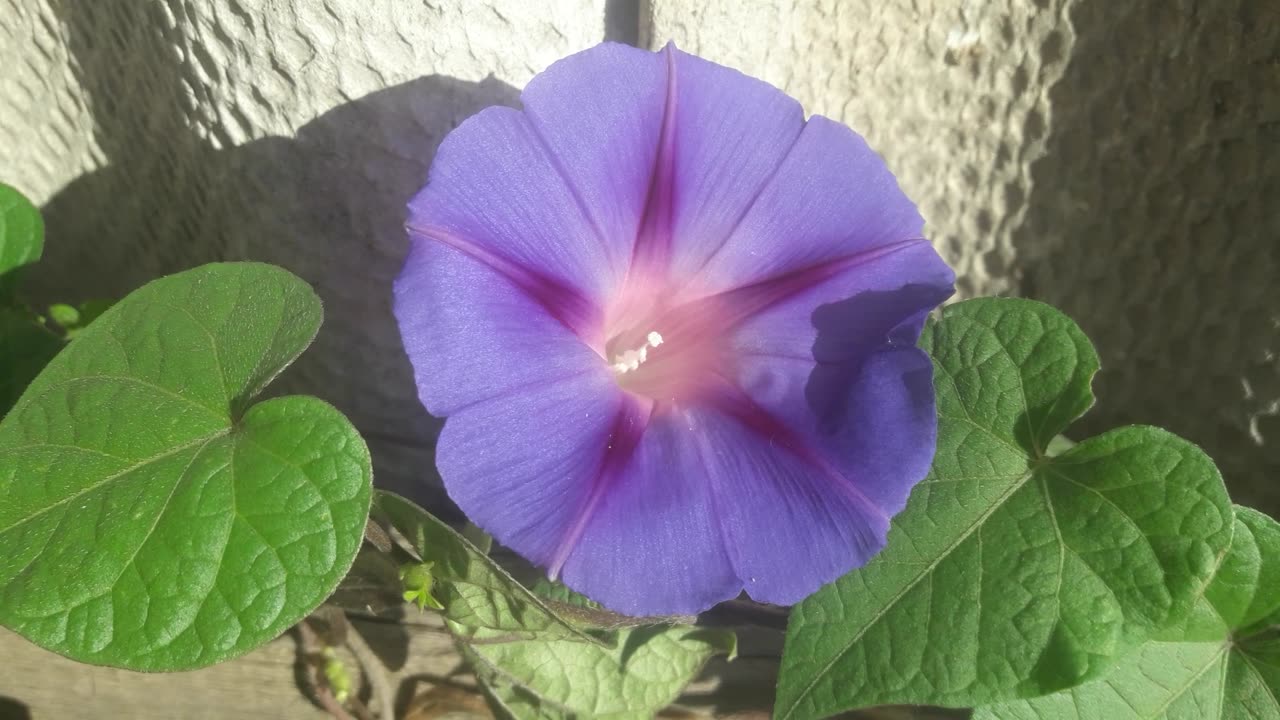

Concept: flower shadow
[[34, 2, 522, 515]]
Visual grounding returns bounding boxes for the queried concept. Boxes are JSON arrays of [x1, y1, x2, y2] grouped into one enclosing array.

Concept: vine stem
[[314, 686, 358, 720], [345, 621, 397, 720], [297, 621, 357, 720]]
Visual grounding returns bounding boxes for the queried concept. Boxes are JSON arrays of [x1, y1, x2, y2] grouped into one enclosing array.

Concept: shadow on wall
[[1013, 0, 1280, 513], [34, 1, 521, 517]]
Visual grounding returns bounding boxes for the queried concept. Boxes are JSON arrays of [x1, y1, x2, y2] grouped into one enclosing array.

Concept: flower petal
[[689, 115, 926, 297], [664, 48, 806, 281], [407, 104, 624, 306], [394, 240, 603, 416], [435, 370, 626, 566], [519, 43, 668, 279], [556, 411, 739, 616], [730, 244, 953, 516], [686, 397, 890, 606], [736, 346, 940, 523]]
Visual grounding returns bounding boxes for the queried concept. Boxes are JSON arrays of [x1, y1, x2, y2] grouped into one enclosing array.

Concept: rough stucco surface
[[1, 1, 1277, 512], [0, 0, 606, 509], [650, 0, 1280, 513]]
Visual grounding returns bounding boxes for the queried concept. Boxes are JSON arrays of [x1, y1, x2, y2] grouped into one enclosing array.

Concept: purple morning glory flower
[[394, 42, 954, 616]]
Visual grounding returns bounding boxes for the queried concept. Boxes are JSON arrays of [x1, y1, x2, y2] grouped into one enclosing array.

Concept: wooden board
[[0, 616, 468, 720]]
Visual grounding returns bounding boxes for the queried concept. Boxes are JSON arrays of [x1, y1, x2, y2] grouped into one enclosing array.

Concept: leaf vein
[[0, 431, 229, 536], [779, 467, 1035, 719]]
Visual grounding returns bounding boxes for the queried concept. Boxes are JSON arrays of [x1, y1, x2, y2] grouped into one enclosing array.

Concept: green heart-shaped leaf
[[0, 183, 43, 297], [974, 506, 1280, 719], [775, 298, 1234, 718], [0, 263, 372, 670]]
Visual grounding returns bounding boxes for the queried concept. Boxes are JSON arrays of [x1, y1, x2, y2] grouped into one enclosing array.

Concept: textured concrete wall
[[650, 0, 1280, 513], [1, 1, 1277, 512]]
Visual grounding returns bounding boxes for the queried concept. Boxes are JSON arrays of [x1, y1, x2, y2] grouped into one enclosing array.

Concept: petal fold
[[731, 245, 954, 517], [736, 346, 941, 521]]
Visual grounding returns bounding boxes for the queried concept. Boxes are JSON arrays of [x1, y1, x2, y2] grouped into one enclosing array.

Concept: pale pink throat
[[597, 276, 714, 403]]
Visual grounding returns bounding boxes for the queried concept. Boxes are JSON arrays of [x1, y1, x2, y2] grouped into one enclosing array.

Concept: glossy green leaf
[[0, 263, 372, 670], [0, 183, 43, 296], [776, 298, 1234, 718], [373, 491, 604, 643], [974, 506, 1280, 719], [460, 623, 736, 720]]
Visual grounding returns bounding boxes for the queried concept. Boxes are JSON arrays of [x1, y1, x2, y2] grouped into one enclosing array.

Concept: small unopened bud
[[399, 561, 445, 611]]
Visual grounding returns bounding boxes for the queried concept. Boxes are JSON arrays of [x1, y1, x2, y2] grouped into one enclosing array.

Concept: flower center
[[598, 272, 730, 403], [602, 304, 725, 404], [610, 331, 665, 374]]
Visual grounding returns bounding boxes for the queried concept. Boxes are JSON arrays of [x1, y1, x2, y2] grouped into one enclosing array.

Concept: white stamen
[[611, 331, 665, 374]]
